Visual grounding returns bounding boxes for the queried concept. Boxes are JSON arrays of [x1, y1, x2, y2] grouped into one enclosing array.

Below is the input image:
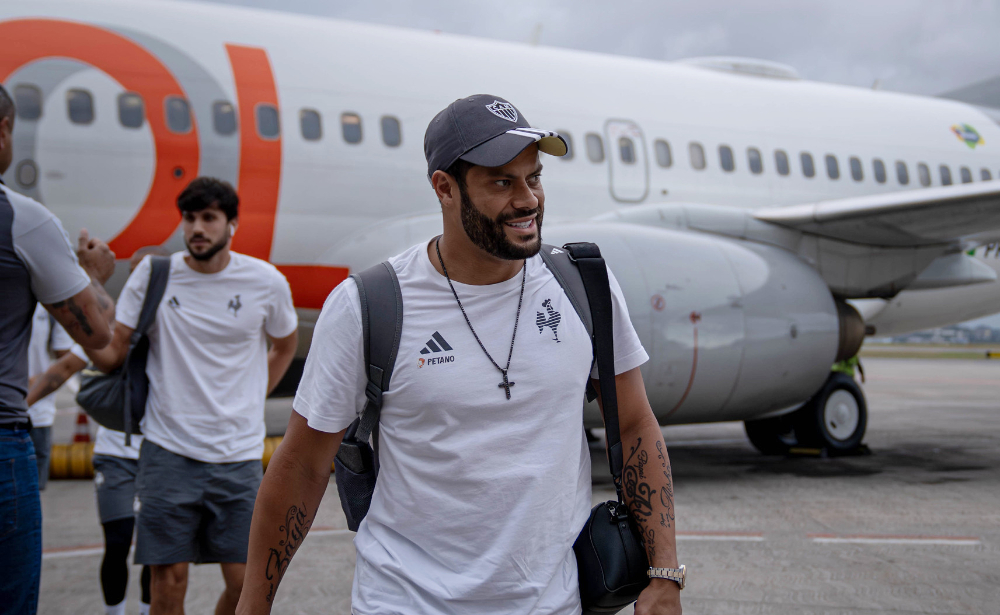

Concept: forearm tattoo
[[623, 436, 676, 562], [30, 372, 64, 405], [264, 503, 313, 603], [50, 296, 93, 336]]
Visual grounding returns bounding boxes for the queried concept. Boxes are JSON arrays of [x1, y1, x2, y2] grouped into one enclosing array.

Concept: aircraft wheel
[[744, 415, 798, 455], [795, 372, 867, 451]]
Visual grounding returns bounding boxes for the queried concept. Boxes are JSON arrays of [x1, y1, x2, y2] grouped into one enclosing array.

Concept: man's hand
[[634, 578, 682, 615], [77, 228, 115, 284]]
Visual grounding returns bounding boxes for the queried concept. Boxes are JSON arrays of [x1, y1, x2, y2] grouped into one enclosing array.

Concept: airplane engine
[[542, 223, 843, 427]]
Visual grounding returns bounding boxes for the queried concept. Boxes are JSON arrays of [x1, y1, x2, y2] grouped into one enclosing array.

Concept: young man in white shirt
[[237, 95, 683, 615], [86, 178, 299, 615]]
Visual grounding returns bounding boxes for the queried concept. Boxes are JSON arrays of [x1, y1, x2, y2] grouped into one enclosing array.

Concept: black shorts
[[134, 440, 262, 566], [93, 454, 138, 524]]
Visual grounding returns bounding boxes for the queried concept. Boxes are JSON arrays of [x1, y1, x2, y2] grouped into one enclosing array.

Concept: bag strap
[[558, 242, 625, 502], [131, 256, 171, 343], [350, 261, 403, 445], [122, 255, 170, 444]]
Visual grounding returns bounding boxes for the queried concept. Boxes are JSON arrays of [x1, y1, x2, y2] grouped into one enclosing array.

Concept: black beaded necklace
[[435, 237, 526, 400]]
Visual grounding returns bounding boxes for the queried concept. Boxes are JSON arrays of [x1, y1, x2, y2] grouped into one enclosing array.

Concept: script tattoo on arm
[[264, 503, 313, 603], [656, 439, 675, 530], [623, 438, 658, 559]]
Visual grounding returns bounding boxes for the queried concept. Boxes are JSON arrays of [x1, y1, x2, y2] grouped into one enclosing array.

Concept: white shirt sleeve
[[264, 267, 298, 338], [292, 278, 367, 434], [115, 255, 151, 330], [49, 321, 75, 353], [591, 265, 649, 379]]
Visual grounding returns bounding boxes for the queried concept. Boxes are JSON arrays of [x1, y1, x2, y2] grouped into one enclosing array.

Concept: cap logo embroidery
[[485, 100, 518, 123]]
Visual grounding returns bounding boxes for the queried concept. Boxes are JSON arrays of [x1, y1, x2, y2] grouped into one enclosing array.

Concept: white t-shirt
[[60, 344, 145, 459], [27, 303, 75, 427], [295, 242, 648, 615], [117, 252, 298, 463]]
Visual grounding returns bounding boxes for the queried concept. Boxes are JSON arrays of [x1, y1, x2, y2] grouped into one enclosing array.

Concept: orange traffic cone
[[73, 411, 91, 443]]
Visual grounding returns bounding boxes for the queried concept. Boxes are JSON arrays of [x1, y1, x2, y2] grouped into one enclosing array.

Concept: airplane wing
[[755, 182, 1000, 248]]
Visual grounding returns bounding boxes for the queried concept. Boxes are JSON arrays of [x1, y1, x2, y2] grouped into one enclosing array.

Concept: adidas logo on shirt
[[418, 332, 455, 367]]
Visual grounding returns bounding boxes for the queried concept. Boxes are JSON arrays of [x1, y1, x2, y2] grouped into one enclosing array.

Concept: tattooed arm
[[43, 230, 117, 349], [594, 366, 682, 615], [26, 352, 87, 406], [236, 411, 345, 614]]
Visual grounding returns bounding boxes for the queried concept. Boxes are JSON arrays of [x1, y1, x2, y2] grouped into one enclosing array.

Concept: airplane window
[[800, 152, 815, 178], [654, 139, 671, 167], [960, 166, 973, 183], [381, 116, 402, 147], [300, 109, 322, 141], [340, 113, 362, 144], [13, 85, 42, 121], [117, 93, 144, 129], [825, 154, 840, 180], [917, 163, 931, 187], [774, 150, 790, 176], [256, 104, 280, 139], [849, 156, 863, 181], [939, 165, 953, 185], [618, 137, 636, 164], [688, 142, 705, 170], [719, 145, 735, 172], [558, 131, 574, 160], [873, 158, 886, 183], [747, 148, 763, 174], [165, 96, 191, 133], [16, 160, 37, 188], [895, 160, 909, 185], [586, 133, 604, 163], [212, 101, 237, 136], [981, 168, 992, 181], [67, 89, 94, 125]]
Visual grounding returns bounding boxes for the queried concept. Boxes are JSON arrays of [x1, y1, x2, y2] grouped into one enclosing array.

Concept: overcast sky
[[203, 0, 1000, 95]]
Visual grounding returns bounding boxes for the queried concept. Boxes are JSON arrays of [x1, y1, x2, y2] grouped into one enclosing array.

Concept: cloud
[[200, 0, 1000, 94]]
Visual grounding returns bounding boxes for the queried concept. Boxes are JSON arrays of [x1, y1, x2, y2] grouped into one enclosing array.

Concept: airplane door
[[605, 119, 649, 203]]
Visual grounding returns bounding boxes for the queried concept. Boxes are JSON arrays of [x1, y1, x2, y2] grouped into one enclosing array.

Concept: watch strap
[[647, 564, 686, 590]]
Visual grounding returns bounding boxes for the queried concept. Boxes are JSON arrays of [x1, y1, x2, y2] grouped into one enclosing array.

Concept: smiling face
[[456, 145, 545, 260]]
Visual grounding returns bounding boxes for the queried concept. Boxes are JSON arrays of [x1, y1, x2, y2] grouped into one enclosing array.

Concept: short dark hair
[[0, 85, 15, 128], [445, 158, 474, 192], [177, 177, 239, 220]]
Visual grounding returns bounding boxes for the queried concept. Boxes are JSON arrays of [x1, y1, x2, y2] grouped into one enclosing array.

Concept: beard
[[185, 231, 229, 261], [459, 185, 543, 260]]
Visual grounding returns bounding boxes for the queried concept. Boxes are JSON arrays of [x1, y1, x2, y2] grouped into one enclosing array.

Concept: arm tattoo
[[264, 503, 313, 603], [50, 296, 94, 336], [623, 438, 657, 558], [655, 440, 675, 530], [30, 373, 64, 405], [91, 277, 112, 311]]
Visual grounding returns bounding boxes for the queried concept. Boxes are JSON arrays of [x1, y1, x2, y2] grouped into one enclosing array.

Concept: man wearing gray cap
[[238, 95, 681, 615]]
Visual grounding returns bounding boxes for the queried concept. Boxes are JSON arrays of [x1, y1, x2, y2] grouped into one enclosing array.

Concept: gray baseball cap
[[424, 94, 568, 180]]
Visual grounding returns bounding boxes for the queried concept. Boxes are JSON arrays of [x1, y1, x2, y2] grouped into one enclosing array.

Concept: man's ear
[[431, 170, 459, 209]]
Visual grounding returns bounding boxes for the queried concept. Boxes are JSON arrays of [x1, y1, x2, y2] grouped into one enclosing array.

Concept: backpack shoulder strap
[[539, 244, 593, 339], [132, 256, 171, 340], [546, 242, 625, 500], [351, 261, 402, 444]]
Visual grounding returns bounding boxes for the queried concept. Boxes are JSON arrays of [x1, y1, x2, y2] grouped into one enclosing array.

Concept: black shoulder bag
[[76, 256, 170, 443], [333, 261, 402, 532], [545, 243, 650, 614]]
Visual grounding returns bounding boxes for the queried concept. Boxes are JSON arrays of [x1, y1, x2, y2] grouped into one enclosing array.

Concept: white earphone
[[229, 223, 236, 239]]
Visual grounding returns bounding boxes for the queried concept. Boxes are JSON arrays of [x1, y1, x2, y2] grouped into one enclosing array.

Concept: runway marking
[[677, 531, 764, 541], [809, 533, 981, 546], [663, 438, 748, 448], [42, 544, 105, 560]]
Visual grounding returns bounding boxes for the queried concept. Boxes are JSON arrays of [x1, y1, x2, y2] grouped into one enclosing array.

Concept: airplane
[[4, 0, 1000, 456]]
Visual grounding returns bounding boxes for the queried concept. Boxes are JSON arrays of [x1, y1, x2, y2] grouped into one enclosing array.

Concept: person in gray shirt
[[0, 83, 117, 615]]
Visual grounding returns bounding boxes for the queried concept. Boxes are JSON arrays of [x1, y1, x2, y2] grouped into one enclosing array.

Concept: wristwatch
[[647, 565, 686, 590]]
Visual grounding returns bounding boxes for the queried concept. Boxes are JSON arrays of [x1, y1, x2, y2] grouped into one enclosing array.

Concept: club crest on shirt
[[227, 294, 242, 317], [536, 299, 561, 342]]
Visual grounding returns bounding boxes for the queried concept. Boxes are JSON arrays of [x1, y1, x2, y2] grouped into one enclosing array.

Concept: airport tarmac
[[37, 357, 999, 614]]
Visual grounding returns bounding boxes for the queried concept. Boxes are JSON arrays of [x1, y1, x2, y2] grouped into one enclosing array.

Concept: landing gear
[[795, 372, 867, 452], [744, 372, 867, 455]]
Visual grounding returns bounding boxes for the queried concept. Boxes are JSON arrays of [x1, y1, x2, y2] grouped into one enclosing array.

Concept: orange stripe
[[278, 265, 350, 310], [0, 19, 199, 257], [226, 44, 281, 260]]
